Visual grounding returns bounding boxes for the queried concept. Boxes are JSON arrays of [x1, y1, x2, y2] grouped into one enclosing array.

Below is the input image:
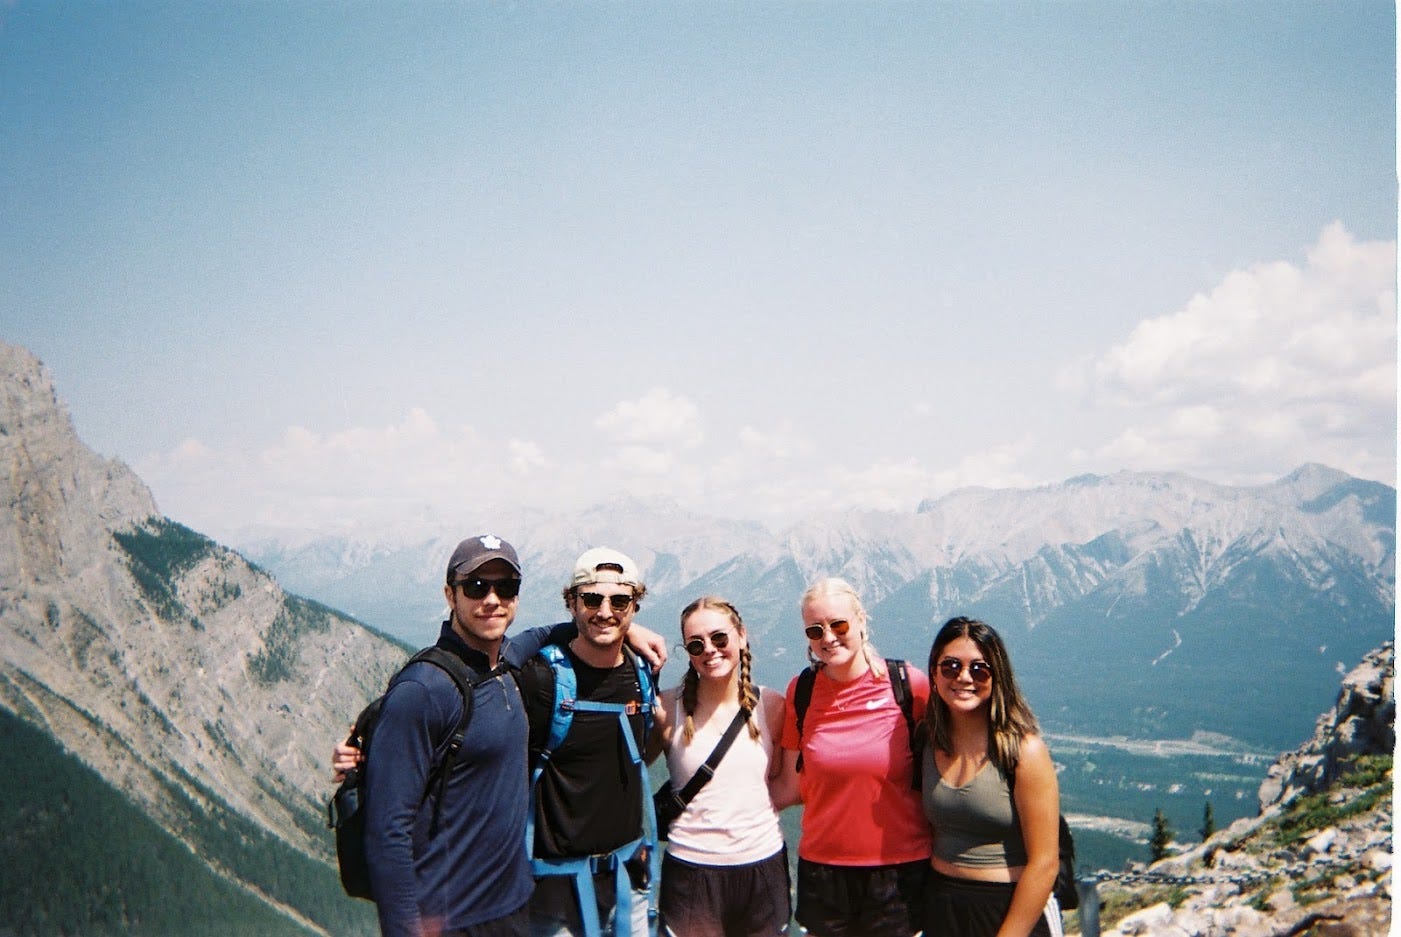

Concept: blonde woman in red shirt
[[773, 578, 932, 937]]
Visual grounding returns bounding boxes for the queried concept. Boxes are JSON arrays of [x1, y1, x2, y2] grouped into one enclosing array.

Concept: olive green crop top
[[921, 747, 1029, 868]]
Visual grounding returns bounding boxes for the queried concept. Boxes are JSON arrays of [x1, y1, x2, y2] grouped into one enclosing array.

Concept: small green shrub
[[1276, 755, 1392, 846]]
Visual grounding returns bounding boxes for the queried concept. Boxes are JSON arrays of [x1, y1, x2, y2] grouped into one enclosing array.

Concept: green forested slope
[[0, 709, 375, 936]]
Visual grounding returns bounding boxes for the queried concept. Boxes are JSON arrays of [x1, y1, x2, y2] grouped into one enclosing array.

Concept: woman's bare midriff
[[930, 855, 1023, 883]]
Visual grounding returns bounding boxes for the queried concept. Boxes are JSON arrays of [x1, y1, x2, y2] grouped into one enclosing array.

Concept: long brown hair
[[680, 596, 761, 743], [926, 616, 1039, 773]]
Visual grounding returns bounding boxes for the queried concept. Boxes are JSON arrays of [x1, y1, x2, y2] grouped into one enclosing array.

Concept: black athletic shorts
[[658, 847, 790, 937], [922, 868, 1058, 937], [793, 857, 925, 937]]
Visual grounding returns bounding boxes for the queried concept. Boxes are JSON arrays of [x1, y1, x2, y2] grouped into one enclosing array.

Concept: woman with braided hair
[[648, 596, 790, 936]]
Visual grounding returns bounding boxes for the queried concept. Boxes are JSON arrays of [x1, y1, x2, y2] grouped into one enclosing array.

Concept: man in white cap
[[519, 547, 657, 937]]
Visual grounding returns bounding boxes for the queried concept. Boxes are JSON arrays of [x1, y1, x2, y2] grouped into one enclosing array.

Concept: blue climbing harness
[[526, 644, 659, 937]]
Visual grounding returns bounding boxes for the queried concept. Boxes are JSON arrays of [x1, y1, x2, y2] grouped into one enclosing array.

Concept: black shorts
[[794, 857, 925, 937], [922, 868, 1058, 937], [658, 847, 790, 937]]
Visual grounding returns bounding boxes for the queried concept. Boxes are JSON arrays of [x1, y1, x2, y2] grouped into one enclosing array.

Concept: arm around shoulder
[[645, 686, 677, 764], [763, 688, 801, 810]]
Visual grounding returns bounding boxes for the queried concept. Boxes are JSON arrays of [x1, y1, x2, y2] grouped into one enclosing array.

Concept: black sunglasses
[[683, 631, 732, 656], [804, 619, 851, 641], [580, 592, 634, 612], [457, 577, 521, 600], [937, 657, 993, 684]]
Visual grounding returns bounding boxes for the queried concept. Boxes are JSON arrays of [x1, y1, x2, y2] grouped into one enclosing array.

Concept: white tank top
[[663, 686, 786, 865]]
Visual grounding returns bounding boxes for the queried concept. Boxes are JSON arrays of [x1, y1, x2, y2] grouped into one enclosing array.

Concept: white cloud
[[509, 439, 548, 474], [135, 223, 1397, 556], [595, 387, 703, 447], [1067, 223, 1396, 483]]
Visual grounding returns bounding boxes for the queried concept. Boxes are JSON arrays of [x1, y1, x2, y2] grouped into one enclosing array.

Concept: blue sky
[[3, 1, 1395, 542]]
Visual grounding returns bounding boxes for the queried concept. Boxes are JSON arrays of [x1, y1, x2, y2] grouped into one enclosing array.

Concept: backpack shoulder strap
[[793, 665, 818, 772], [526, 643, 658, 937], [885, 658, 922, 790], [536, 642, 576, 756], [885, 658, 915, 740], [622, 646, 656, 743], [408, 645, 509, 832]]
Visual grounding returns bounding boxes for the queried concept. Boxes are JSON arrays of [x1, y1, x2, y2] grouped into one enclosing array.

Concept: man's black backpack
[[792, 658, 920, 787], [326, 645, 507, 900]]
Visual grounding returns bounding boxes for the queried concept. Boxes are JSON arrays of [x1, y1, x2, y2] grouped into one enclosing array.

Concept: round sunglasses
[[804, 619, 851, 641], [937, 657, 993, 684], [456, 577, 521, 600], [682, 630, 732, 656]]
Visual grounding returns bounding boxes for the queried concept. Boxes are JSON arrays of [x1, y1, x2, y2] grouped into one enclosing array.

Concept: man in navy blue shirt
[[364, 534, 537, 937]]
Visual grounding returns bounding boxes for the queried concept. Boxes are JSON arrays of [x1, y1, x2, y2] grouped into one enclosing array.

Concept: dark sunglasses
[[683, 631, 732, 656], [580, 592, 634, 612], [457, 577, 521, 600], [937, 657, 993, 684], [804, 619, 851, 641]]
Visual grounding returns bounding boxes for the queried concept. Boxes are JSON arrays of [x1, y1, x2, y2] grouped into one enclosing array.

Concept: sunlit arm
[[645, 687, 676, 765], [998, 734, 1060, 937], [626, 620, 669, 672], [768, 745, 803, 812]]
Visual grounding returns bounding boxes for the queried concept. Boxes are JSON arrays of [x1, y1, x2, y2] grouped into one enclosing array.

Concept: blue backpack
[[525, 644, 659, 937]]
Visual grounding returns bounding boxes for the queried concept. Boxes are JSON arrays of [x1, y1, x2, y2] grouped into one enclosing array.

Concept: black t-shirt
[[519, 644, 648, 859]]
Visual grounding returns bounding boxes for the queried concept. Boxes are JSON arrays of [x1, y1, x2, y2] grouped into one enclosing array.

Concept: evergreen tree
[[1199, 800, 1216, 841], [1149, 807, 1172, 862]]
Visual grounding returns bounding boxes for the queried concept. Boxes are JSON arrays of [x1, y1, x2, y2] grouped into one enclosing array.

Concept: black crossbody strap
[[672, 707, 751, 807]]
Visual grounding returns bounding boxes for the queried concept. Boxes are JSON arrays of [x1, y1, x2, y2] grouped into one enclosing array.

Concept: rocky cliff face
[[1081, 643, 1393, 936], [1257, 643, 1395, 812], [0, 343, 408, 923]]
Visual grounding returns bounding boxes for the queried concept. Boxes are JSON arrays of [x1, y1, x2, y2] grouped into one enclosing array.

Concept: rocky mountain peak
[[0, 341, 158, 587], [0, 343, 408, 931]]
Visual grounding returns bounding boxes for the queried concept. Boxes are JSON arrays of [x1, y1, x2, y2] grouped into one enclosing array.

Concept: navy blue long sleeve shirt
[[364, 622, 569, 937]]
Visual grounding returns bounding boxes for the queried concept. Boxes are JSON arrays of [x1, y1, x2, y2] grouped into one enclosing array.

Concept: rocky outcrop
[[1257, 641, 1395, 810], [1079, 643, 1393, 936], [0, 344, 408, 897]]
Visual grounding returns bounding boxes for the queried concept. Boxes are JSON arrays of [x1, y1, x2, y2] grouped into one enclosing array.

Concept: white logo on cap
[[480, 535, 502, 550]]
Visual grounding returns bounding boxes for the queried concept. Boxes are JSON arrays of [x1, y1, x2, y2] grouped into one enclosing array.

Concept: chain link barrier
[[1083, 838, 1390, 889]]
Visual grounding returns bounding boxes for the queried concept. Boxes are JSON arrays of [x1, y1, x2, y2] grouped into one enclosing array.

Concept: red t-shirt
[[781, 665, 933, 865]]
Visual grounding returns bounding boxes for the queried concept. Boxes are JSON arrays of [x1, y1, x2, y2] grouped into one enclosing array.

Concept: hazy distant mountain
[[0, 342, 394, 935], [241, 468, 1394, 753]]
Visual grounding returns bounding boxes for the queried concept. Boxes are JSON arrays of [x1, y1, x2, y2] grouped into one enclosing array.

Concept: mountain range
[[239, 462, 1394, 753], [0, 338, 1393, 934]]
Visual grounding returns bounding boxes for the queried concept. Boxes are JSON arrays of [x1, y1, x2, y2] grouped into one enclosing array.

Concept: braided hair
[[679, 596, 762, 743]]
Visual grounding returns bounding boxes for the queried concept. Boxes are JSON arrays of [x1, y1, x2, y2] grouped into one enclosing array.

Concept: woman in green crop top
[[920, 617, 1063, 937]]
